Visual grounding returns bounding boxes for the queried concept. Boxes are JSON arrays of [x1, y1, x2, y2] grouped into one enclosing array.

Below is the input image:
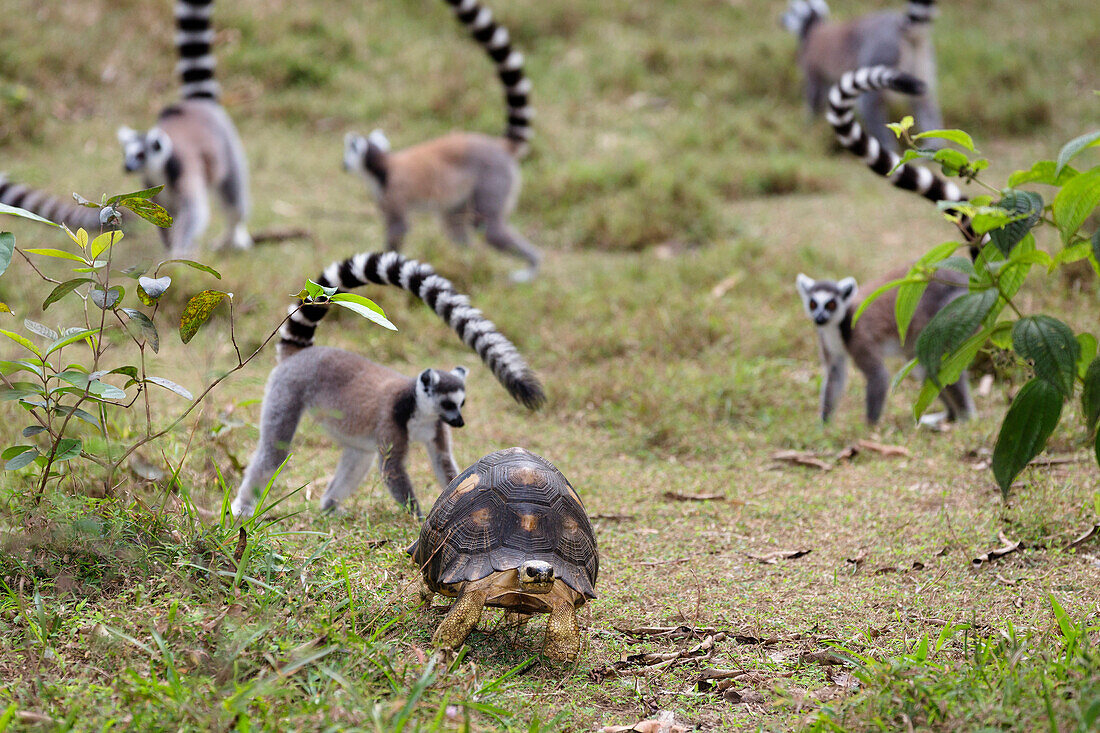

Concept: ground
[[1, 0, 1099, 730]]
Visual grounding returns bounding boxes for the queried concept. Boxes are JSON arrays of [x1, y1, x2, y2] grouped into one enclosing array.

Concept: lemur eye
[[441, 400, 456, 411], [825, 301, 837, 312], [809, 299, 818, 309]]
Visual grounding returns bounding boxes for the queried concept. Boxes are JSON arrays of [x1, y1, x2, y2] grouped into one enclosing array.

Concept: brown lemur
[[230, 251, 546, 519], [782, 0, 942, 150], [342, 0, 541, 283], [116, 0, 252, 256]]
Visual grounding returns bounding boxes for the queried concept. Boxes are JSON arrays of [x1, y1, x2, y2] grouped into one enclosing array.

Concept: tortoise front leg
[[543, 599, 581, 662], [432, 588, 487, 651]]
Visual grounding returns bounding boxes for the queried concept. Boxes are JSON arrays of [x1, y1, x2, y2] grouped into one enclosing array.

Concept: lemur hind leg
[[232, 383, 306, 517], [214, 172, 252, 251], [939, 373, 975, 422], [319, 448, 376, 513], [378, 440, 422, 518], [433, 586, 487, 651], [441, 206, 472, 247]]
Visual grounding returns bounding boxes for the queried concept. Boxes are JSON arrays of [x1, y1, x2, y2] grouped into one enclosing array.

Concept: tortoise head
[[518, 560, 554, 594]]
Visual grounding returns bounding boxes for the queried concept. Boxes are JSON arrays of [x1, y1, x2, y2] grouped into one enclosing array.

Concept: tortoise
[[408, 447, 598, 661]]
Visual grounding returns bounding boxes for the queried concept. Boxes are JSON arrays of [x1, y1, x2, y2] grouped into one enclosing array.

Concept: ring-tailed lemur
[[781, 0, 942, 150], [116, 0, 251, 256], [826, 66, 981, 255], [0, 173, 104, 231], [343, 0, 541, 283], [231, 251, 545, 519], [796, 270, 974, 425]]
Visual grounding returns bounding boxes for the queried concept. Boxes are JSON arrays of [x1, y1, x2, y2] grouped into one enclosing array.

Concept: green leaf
[[45, 328, 97, 356], [895, 278, 930, 344], [914, 128, 976, 151], [90, 229, 123, 259], [42, 278, 93, 311], [109, 365, 140, 381], [22, 247, 87, 263], [1092, 229, 1100, 265], [56, 370, 126, 399], [992, 378, 1064, 497], [0, 329, 42, 358], [121, 308, 160, 353], [849, 276, 909, 325], [1052, 168, 1100, 244], [1081, 358, 1100, 433], [161, 259, 221, 279], [885, 116, 915, 139], [0, 302, 9, 315], [891, 357, 919, 394], [23, 319, 58, 341], [932, 148, 972, 176], [329, 293, 397, 331], [105, 185, 164, 205], [1013, 316, 1080, 398], [932, 256, 976, 278], [889, 148, 932, 174], [146, 376, 194, 401], [1055, 130, 1100, 177], [90, 286, 124, 310], [1008, 160, 1079, 188], [3, 445, 39, 470], [0, 360, 44, 377], [0, 231, 13, 278], [52, 438, 82, 462], [137, 275, 171, 306], [179, 290, 229, 344], [913, 379, 942, 421], [119, 196, 172, 228], [915, 290, 998, 385], [53, 404, 101, 429], [1076, 334, 1097, 379], [0, 202, 56, 226], [22, 425, 46, 437], [990, 190, 1043, 257]]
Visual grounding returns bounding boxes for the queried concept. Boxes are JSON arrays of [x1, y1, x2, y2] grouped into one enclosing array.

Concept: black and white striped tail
[[0, 174, 104, 231], [176, 0, 219, 100], [279, 251, 545, 410], [442, 0, 533, 156], [905, 0, 937, 25], [826, 66, 978, 248]]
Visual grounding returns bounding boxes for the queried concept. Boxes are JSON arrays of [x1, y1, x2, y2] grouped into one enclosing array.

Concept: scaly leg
[[543, 599, 580, 662], [433, 587, 487, 651]]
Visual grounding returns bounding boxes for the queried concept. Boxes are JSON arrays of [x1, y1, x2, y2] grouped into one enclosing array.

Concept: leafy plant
[[858, 121, 1100, 497], [0, 188, 393, 501]]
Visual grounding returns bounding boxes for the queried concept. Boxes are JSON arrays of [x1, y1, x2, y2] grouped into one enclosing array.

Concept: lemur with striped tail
[[343, 0, 540, 283], [795, 270, 975, 425], [782, 0, 942, 150], [116, 0, 251, 256], [825, 65, 981, 254], [231, 251, 545, 519]]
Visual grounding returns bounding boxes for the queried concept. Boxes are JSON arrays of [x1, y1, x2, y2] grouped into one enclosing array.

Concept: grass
[[1, 0, 1100, 729]]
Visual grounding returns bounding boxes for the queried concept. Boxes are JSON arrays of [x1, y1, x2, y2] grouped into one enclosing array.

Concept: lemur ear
[[838, 277, 858, 301], [419, 369, 440, 390], [795, 273, 815, 297], [117, 126, 138, 144], [367, 129, 390, 153], [452, 366, 469, 380]]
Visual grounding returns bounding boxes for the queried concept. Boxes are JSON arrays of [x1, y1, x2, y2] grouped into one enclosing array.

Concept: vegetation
[[1, 0, 1098, 729]]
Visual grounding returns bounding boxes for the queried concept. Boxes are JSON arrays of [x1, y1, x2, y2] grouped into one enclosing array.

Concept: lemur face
[[416, 367, 469, 428], [796, 274, 858, 327], [117, 127, 173, 175]]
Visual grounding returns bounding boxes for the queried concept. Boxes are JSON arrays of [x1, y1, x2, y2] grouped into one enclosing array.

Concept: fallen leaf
[[845, 548, 868, 566], [1066, 523, 1100, 550], [771, 450, 832, 471], [365, 539, 390, 549], [723, 688, 766, 704], [835, 445, 859, 462], [972, 531, 1022, 566], [710, 273, 743, 299], [663, 491, 725, 502], [598, 710, 687, 733], [233, 527, 247, 562], [592, 513, 636, 521], [856, 439, 910, 457], [746, 549, 812, 564]]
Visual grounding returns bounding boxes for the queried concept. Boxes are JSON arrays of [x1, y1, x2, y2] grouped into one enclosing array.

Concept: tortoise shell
[[408, 447, 598, 599]]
